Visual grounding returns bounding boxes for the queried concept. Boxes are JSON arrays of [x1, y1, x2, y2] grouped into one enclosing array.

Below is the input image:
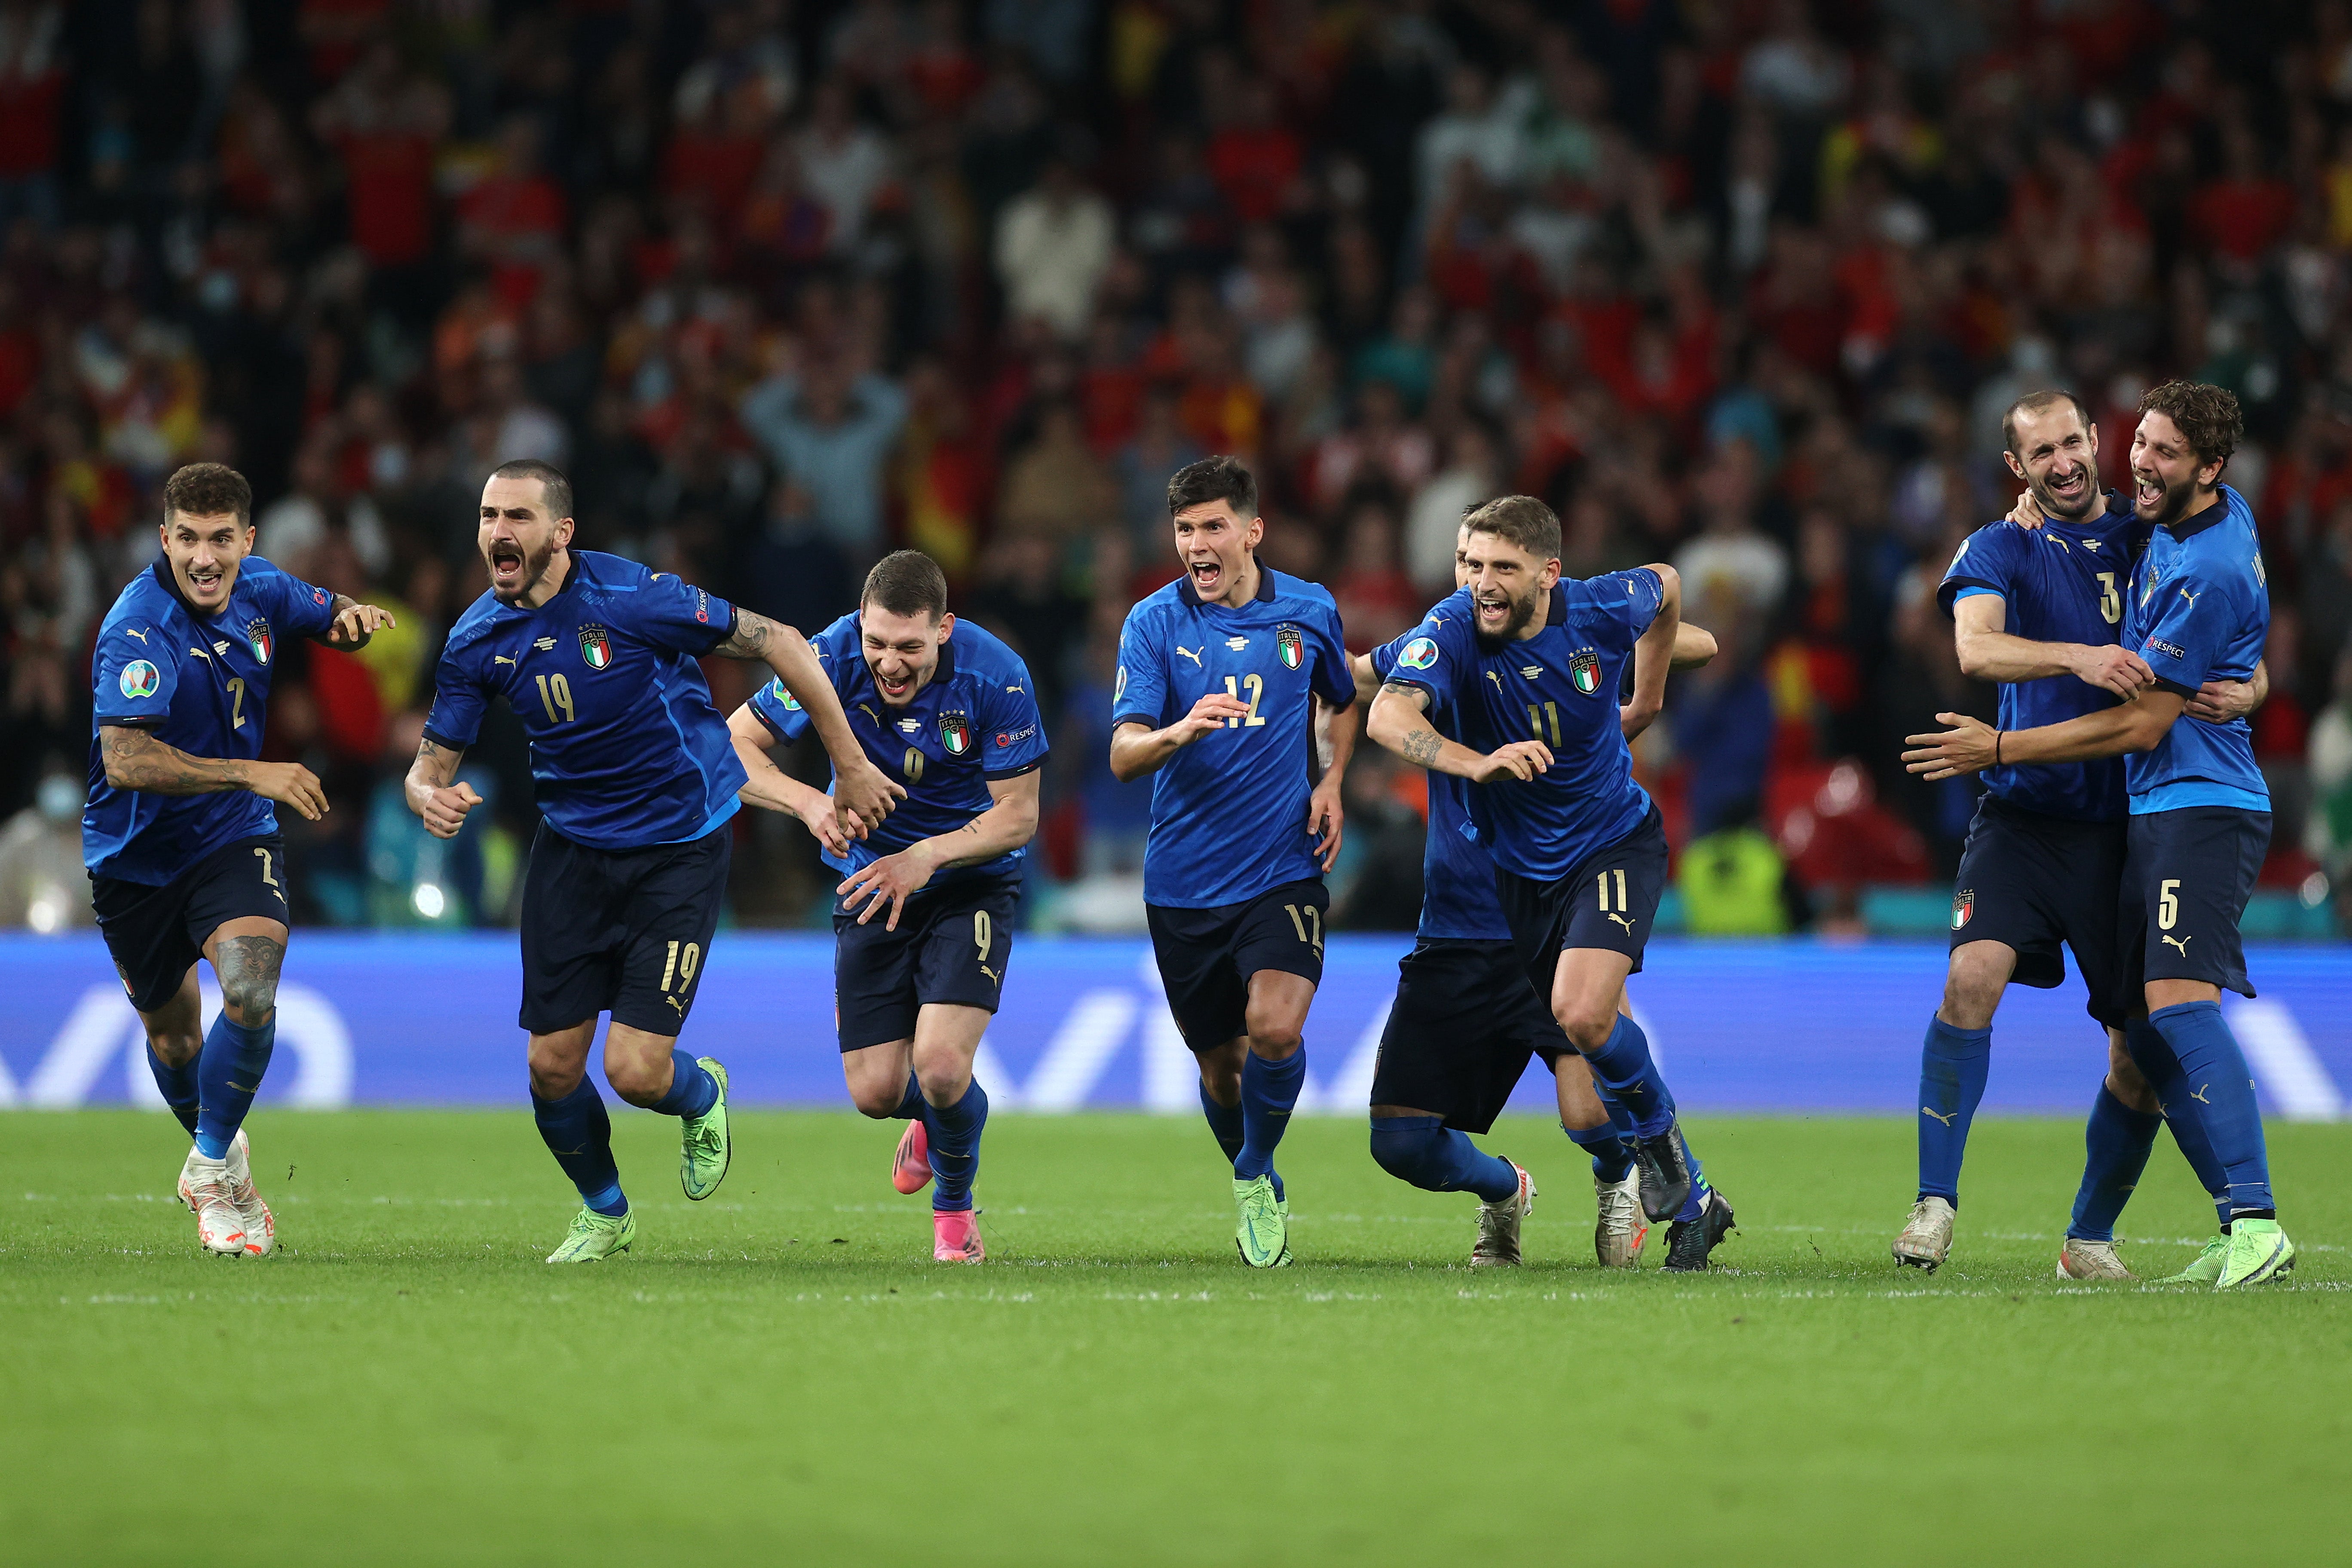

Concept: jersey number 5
[[2095, 573, 2121, 626]]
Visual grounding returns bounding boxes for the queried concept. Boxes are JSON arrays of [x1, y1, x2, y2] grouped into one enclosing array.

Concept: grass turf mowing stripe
[[2, 1110, 2346, 1566]]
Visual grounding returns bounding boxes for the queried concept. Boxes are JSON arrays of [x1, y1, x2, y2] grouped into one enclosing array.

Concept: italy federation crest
[[1277, 625, 1303, 670], [1951, 889, 1973, 931], [578, 625, 613, 670], [939, 710, 972, 756], [247, 619, 273, 663], [1569, 649, 1602, 695]]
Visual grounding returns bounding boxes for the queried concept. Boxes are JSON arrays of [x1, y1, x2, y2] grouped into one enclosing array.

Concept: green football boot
[[2214, 1219, 2296, 1290], [2156, 1235, 2229, 1285], [680, 1056, 731, 1201], [547, 1205, 636, 1263], [1234, 1174, 1290, 1268]]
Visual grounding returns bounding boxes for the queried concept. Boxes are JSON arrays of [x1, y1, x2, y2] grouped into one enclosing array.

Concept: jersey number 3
[[2095, 572, 2121, 626]]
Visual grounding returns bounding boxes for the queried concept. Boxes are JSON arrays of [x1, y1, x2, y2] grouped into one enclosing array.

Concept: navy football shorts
[[1369, 937, 1568, 1134], [1948, 794, 2130, 1027], [1145, 877, 1329, 1052], [92, 833, 291, 1014], [1492, 802, 1669, 1003], [2117, 805, 2271, 1006], [518, 822, 730, 1035], [833, 867, 1021, 1051]]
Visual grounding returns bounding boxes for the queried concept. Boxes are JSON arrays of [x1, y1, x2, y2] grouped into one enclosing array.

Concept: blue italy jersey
[[2123, 484, 2270, 813], [1384, 573, 1660, 882], [84, 555, 338, 884], [1937, 499, 2144, 822], [1115, 568, 1353, 908], [424, 550, 748, 849], [1371, 631, 1508, 940], [748, 613, 1047, 879]]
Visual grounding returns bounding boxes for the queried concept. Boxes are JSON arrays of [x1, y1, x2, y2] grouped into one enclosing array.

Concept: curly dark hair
[[161, 463, 252, 526], [2137, 380, 2242, 473]]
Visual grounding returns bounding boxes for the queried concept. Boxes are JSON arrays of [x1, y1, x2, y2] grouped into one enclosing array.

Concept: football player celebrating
[[1351, 521, 1730, 1268], [87, 462, 395, 1256], [407, 459, 901, 1263], [1908, 384, 2293, 1289], [1892, 390, 2260, 1279], [728, 550, 1047, 1264], [1368, 495, 1723, 1240], [1112, 457, 1357, 1268]]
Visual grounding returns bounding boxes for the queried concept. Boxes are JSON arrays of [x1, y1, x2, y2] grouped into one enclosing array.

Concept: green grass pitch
[[3, 1109, 2348, 1567]]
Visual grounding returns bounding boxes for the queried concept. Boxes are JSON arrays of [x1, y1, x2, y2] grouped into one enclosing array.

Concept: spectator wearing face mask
[[0, 757, 91, 930]]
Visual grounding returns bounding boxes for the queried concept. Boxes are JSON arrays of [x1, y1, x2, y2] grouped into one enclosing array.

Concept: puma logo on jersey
[[1175, 645, 1203, 666], [1486, 670, 1504, 689], [980, 964, 1000, 984], [2178, 587, 2199, 606], [1920, 1107, 1956, 1126], [1605, 912, 1636, 932], [666, 995, 686, 1015], [124, 627, 148, 643], [2162, 933, 2192, 955], [494, 655, 516, 666], [857, 703, 880, 724], [188, 645, 211, 661], [2191, 1084, 2211, 1104]]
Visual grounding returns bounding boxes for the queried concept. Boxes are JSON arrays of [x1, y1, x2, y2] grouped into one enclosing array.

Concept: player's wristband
[[1994, 730, 2003, 766]]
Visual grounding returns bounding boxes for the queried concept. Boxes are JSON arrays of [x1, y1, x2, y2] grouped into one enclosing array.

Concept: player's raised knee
[[1244, 1015, 1303, 1059], [214, 935, 282, 1025], [1940, 943, 2010, 1030]]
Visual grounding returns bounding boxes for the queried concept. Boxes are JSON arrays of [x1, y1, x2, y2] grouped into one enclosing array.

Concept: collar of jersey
[[1475, 583, 1571, 651], [493, 553, 589, 619], [2156, 496, 2228, 543], [1176, 562, 1279, 608]]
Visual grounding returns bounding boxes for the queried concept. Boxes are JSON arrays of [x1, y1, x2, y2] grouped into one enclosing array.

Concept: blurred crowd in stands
[[4, 0, 2352, 937]]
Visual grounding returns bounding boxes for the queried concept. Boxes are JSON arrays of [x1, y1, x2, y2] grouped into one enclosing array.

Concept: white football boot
[[1891, 1196, 1955, 1272], [2057, 1237, 2136, 1281], [178, 1129, 273, 1256], [1595, 1172, 1649, 1268]]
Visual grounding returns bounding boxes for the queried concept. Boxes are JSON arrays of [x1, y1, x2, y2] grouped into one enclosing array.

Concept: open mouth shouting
[[1187, 554, 1227, 597], [2041, 460, 2093, 516], [2133, 467, 2174, 521], [184, 561, 227, 604], [487, 537, 530, 596], [874, 665, 915, 702], [1473, 588, 1516, 637]]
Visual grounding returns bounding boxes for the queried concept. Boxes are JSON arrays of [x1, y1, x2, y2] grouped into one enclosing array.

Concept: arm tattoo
[[1378, 679, 1431, 712], [714, 609, 773, 659], [101, 725, 246, 794], [1400, 728, 1442, 767], [214, 934, 285, 1022], [413, 735, 461, 785]]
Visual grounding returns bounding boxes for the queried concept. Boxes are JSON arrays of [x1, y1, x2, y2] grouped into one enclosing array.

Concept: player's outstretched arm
[[403, 734, 482, 839], [1951, 593, 2151, 698], [1366, 680, 1551, 782], [1670, 621, 1718, 671], [1903, 690, 2187, 781], [100, 723, 328, 820], [1349, 652, 1381, 706], [318, 594, 397, 650], [1307, 695, 1358, 871], [724, 703, 849, 855], [714, 608, 905, 837], [1107, 691, 1252, 781], [1619, 563, 1681, 740], [836, 769, 1042, 931]]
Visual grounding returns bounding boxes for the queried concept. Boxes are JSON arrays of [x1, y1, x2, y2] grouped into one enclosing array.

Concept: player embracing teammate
[[1908, 382, 2294, 1289], [1365, 495, 1734, 1263]]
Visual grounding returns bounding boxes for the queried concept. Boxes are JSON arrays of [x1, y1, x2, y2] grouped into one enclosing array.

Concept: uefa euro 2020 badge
[[119, 659, 161, 699]]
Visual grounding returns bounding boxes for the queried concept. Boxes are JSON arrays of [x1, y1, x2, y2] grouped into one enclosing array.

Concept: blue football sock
[[2123, 1018, 2232, 1232], [1915, 1015, 1991, 1206], [193, 1012, 275, 1161], [2150, 1001, 2274, 1217], [922, 1078, 989, 1212], [1368, 1115, 1522, 1203], [1199, 1083, 1280, 1200], [1234, 1048, 1305, 1181], [1564, 1121, 1635, 1184], [650, 1050, 719, 1119], [892, 1071, 924, 1118], [1581, 1016, 1674, 1138], [1674, 1127, 1712, 1223], [147, 1045, 199, 1136], [533, 1077, 626, 1215], [2067, 1083, 2162, 1242]]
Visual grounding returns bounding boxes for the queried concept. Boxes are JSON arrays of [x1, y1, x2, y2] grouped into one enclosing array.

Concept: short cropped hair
[[2001, 389, 2092, 456], [489, 458, 574, 520], [2138, 380, 2242, 473], [162, 463, 252, 527], [861, 549, 950, 621], [1167, 455, 1257, 519], [1461, 494, 1562, 560]]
